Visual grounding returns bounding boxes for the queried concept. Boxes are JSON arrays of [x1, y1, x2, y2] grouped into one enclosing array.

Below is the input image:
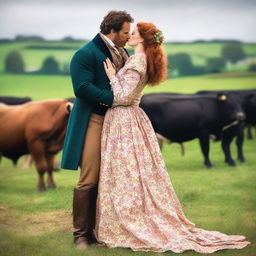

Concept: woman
[[95, 22, 250, 253]]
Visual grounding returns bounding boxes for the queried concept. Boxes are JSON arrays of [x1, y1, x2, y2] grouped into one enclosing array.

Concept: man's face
[[112, 22, 131, 47]]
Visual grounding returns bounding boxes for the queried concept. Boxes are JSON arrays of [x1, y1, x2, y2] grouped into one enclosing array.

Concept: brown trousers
[[76, 113, 104, 189]]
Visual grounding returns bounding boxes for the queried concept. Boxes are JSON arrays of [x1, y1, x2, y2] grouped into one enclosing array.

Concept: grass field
[[1, 41, 256, 72], [0, 72, 256, 101], [0, 133, 255, 256], [0, 42, 256, 255]]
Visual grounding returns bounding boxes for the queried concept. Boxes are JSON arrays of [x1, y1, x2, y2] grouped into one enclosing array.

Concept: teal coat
[[61, 34, 117, 170]]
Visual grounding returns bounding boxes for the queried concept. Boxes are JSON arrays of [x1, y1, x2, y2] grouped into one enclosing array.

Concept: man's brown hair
[[100, 10, 134, 35]]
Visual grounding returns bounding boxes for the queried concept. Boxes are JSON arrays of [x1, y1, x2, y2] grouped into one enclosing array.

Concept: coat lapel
[[92, 33, 130, 61], [92, 33, 113, 61]]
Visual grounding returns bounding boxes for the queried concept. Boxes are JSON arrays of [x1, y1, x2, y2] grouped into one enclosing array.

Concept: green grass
[[0, 73, 256, 101], [0, 42, 256, 255], [164, 42, 256, 67], [144, 73, 256, 94], [0, 71, 256, 255], [1, 41, 256, 72], [0, 73, 73, 100], [0, 137, 255, 256], [0, 42, 83, 72]]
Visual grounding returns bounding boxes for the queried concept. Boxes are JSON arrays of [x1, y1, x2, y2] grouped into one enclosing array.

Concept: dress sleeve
[[110, 54, 146, 105]]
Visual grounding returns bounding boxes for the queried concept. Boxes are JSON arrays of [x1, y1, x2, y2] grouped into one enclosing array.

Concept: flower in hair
[[154, 30, 164, 44]]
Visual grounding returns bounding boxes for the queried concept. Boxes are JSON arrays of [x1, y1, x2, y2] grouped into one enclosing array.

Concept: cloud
[[1, 0, 256, 42]]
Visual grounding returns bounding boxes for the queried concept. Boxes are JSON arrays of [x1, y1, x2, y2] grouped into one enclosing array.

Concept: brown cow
[[0, 99, 73, 191], [22, 154, 60, 170]]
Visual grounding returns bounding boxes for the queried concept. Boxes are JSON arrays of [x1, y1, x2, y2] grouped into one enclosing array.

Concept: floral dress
[[95, 53, 250, 253]]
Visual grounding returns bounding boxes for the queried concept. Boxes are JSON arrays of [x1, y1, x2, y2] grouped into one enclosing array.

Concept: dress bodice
[[109, 53, 147, 107]]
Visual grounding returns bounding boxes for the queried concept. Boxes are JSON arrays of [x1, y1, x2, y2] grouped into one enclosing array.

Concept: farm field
[[1, 41, 256, 72], [0, 72, 256, 100], [0, 130, 255, 256], [0, 41, 256, 256]]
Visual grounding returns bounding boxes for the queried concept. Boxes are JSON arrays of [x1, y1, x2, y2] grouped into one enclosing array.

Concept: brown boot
[[74, 236, 89, 250], [87, 185, 98, 244], [73, 185, 98, 249]]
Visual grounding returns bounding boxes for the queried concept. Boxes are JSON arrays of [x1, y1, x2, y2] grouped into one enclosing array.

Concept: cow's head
[[246, 93, 256, 125], [217, 92, 245, 126]]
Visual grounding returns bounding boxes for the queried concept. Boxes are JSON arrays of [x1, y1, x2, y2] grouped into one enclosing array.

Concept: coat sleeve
[[109, 54, 146, 105], [70, 49, 114, 107]]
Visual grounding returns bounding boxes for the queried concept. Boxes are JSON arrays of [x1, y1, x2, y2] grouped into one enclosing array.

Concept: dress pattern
[[95, 53, 250, 253]]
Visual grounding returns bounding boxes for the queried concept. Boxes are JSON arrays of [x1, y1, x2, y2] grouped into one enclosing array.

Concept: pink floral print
[[95, 53, 250, 253]]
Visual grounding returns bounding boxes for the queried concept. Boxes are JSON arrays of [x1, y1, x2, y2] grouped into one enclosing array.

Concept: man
[[61, 10, 134, 249]]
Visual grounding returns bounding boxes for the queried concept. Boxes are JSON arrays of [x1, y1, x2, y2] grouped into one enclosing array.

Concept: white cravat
[[100, 33, 115, 47], [100, 33, 121, 55]]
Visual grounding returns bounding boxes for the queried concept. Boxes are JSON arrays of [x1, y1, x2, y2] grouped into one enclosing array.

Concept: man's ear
[[110, 29, 117, 35]]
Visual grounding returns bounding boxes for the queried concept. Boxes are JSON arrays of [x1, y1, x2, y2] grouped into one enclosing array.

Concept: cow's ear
[[66, 102, 73, 113], [218, 93, 227, 101]]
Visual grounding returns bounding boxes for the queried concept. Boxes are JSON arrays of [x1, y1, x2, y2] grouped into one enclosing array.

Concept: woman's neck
[[134, 43, 145, 55]]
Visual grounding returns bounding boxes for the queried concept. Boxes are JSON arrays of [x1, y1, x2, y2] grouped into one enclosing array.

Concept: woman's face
[[127, 25, 144, 47]]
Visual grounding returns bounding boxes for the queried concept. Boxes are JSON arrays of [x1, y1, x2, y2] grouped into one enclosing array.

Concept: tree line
[[5, 52, 69, 75], [0, 34, 245, 44], [0, 35, 84, 43], [168, 44, 256, 77], [4, 44, 256, 76]]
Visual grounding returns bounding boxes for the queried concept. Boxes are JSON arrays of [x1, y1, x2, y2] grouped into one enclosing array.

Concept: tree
[[62, 63, 70, 75], [61, 36, 75, 42], [5, 51, 25, 73], [40, 57, 60, 74], [221, 44, 246, 63], [248, 63, 256, 72], [191, 66, 207, 75], [15, 35, 45, 42], [206, 57, 226, 73], [169, 53, 194, 76]]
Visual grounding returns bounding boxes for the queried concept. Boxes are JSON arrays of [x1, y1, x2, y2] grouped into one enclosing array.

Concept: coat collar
[[92, 33, 129, 61]]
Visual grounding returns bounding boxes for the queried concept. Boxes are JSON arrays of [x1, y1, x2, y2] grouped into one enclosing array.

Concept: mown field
[[0, 42, 256, 256], [1, 41, 256, 72]]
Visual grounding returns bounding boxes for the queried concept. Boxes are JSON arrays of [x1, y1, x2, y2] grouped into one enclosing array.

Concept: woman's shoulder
[[126, 53, 147, 74], [129, 52, 146, 62]]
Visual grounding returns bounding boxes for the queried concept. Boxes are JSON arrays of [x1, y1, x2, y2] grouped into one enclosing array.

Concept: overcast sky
[[1, 0, 256, 42]]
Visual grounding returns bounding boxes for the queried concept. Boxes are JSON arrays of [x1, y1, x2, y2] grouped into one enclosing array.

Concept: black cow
[[197, 89, 256, 161], [0, 96, 32, 105], [140, 93, 245, 168], [197, 89, 256, 125], [245, 93, 256, 139]]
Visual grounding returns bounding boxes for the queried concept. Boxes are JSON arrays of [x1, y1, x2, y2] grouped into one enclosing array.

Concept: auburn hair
[[137, 22, 167, 86]]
